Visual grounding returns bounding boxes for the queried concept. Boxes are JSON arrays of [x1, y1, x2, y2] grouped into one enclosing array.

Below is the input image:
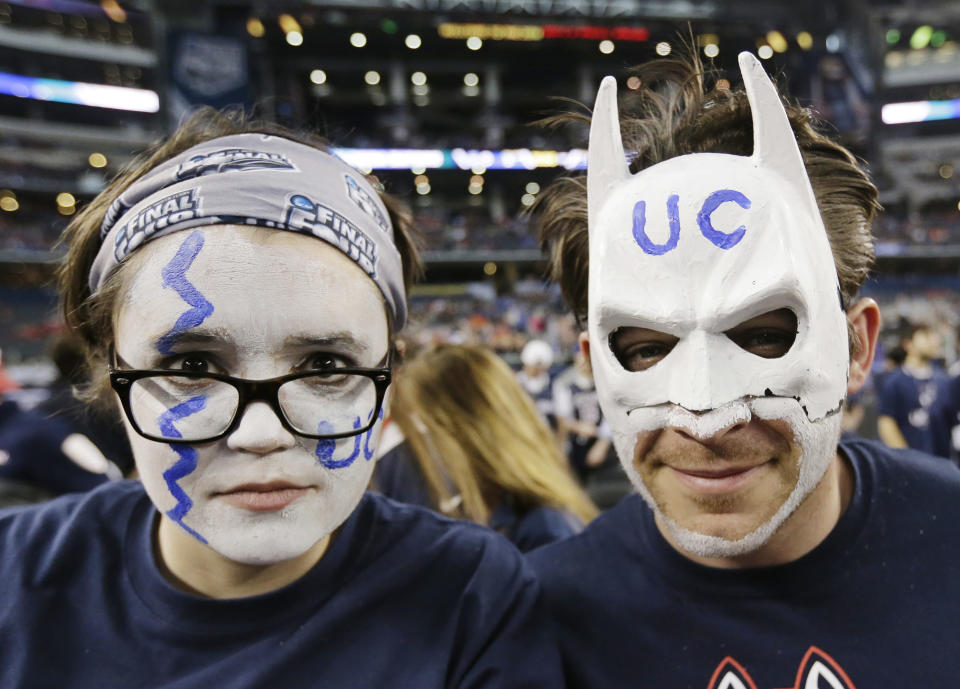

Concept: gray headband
[[89, 133, 407, 329]]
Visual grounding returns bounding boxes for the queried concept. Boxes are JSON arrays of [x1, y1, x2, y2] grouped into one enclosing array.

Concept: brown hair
[[535, 54, 880, 351], [387, 343, 598, 526], [57, 106, 423, 407]]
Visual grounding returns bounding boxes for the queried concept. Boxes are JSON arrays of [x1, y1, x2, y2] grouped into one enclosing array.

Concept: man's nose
[[663, 331, 746, 420]]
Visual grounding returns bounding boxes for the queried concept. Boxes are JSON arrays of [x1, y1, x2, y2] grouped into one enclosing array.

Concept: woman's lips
[[216, 483, 312, 511], [668, 463, 767, 495]]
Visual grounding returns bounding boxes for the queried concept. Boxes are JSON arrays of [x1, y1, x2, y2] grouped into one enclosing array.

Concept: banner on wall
[[168, 31, 250, 123]]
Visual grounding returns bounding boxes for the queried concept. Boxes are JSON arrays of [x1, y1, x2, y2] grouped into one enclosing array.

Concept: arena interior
[[1, 0, 958, 481]]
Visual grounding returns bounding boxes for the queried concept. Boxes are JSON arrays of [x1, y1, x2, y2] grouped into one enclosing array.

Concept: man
[[516, 338, 557, 428], [529, 52, 960, 687], [877, 321, 949, 454]]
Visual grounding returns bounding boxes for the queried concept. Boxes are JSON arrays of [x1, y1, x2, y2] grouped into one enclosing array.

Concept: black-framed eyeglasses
[[109, 357, 392, 445]]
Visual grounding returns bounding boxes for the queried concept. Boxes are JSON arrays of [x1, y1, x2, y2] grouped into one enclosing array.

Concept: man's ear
[[578, 331, 591, 361], [847, 298, 881, 395]]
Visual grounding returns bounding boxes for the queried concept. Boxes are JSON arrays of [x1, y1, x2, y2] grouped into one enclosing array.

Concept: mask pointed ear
[[588, 76, 630, 228], [738, 52, 809, 187]]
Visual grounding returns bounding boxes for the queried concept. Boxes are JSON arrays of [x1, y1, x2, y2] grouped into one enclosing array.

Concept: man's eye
[[610, 328, 678, 372], [724, 308, 798, 359], [733, 330, 795, 359]]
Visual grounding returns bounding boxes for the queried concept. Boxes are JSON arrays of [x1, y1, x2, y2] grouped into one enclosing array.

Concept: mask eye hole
[[609, 327, 679, 372], [724, 308, 797, 359]]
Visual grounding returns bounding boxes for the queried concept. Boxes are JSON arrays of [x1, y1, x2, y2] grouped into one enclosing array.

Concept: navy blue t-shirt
[[0, 482, 563, 688], [877, 366, 949, 454], [529, 439, 960, 688]]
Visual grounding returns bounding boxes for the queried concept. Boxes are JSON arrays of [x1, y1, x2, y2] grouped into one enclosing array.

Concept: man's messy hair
[[534, 52, 880, 329]]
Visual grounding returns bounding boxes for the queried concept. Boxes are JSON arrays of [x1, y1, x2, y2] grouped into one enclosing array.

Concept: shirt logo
[[284, 193, 377, 278], [707, 647, 856, 689], [176, 148, 296, 181]]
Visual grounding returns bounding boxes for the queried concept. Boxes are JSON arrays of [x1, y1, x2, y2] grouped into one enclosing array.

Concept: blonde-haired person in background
[[376, 343, 597, 552]]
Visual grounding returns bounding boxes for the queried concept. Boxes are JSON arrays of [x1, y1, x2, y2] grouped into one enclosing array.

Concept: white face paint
[[587, 53, 849, 558], [114, 225, 389, 565]]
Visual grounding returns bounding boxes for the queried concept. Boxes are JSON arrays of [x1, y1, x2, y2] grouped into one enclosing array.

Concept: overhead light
[[521, 193, 536, 207], [825, 33, 841, 53], [405, 34, 421, 49], [350, 32, 367, 48], [278, 14, 301, 35], [88, 152, 107, 168], [626, 76, 642, 90], [416, 182, 431, 195], [466, 36, 482, 50], [885, 28, 900, 45], [100, 0, 126, 23], [483, 262, 497, 275], [655, 41, 671, 56], [599, 40, 614, 54], [411, 165, 427, 174], [414, 174, 429, 185], [910, 25, 934, 50], [411, 71, 427, 85], [364, 70, 381, 85], [703, 43, 719, 58], [470, 175, 485, 186], [758, 45, 774, 59], [286, 31, 303, 46], [939, 164, 954, 179], [468, 182, 483, 195], [715, 78, 731, 90], [463, 72, 479, 87], [797, 31, 813, 50], [57, 192, 75, 206], [767, 30, 788, 53], [0, 190, 18, 212], [246, 17, 265, 38], [310, 69, 327, 85], [525, 182, 540, 194], [471, 167, 486, 175]]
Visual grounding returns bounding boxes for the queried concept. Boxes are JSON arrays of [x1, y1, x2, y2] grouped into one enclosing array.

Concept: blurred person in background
[[378, 343, 597, 552], [515, 338, 557, 429], [876, 320, 950, 455], [36, 333, 134, 476], [0, 110, 563, 688], [529, 51, 960, 687], [552, 347, 631, 509], [0, 346, 118, 507]]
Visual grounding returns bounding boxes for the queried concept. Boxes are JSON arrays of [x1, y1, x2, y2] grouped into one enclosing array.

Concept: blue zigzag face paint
[[114, 225, 389, 566]]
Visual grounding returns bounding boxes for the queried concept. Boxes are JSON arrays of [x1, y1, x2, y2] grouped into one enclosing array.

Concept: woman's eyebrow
[[282, 333, 369, 352], [152, 329, 232, 349]]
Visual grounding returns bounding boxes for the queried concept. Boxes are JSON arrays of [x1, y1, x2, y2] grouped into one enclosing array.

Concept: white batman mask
[[587, 53, 848, 556]]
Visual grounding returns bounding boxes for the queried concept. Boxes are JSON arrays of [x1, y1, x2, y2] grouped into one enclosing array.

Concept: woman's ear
[[846, 298, 881, 395]]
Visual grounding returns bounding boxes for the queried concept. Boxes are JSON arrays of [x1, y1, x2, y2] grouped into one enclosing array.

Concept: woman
[[0, 109, 562, 688], [378, 343, 598, 551]]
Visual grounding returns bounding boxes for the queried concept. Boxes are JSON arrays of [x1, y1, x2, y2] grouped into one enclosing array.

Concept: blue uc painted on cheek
[[154, 230, 215, 354], [363, 408, 383, 460], [315, 418, 364, 469], [157, 396, 208, 544]]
